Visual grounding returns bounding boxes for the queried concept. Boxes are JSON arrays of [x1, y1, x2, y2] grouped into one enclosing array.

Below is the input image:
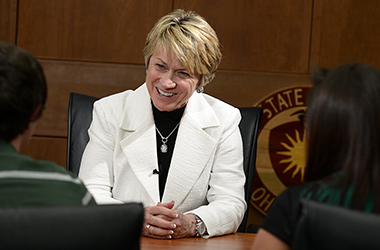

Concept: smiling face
[[146, 46, 201, 112]]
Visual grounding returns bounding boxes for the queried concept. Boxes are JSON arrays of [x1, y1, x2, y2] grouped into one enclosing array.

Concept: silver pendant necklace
[[155, 122, 180, 153]]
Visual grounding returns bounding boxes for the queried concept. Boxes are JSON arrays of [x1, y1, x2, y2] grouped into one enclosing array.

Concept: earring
[[196, 86, 204, 93]]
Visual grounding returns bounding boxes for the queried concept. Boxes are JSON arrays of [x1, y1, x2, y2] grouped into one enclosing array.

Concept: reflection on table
[[141, 233, 257, 250]]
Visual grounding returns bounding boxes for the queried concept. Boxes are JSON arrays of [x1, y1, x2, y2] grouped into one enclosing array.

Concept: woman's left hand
[[171, 212, 197, 238]]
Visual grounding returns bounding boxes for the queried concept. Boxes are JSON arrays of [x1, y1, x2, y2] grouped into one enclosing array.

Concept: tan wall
[[2, 0, 380, 225]]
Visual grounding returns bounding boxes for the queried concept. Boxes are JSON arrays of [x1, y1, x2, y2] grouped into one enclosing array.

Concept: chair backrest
[[293, 199, 380, 250], [66, 93, 263, 232], [0, 203, 144, 250], [237, 107, 263, 232], [67, 92, 99, 175]]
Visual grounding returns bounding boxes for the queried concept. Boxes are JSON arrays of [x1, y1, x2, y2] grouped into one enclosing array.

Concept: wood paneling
[[35, 60, 146, 137], [17, 0, 172, 64], [310, 0, 380, 69], [17, 0, 314, 73], [20, 136, 67, 168], [174, 0, 313, 73], [0, 0, 17, 43], [206, 71, 312, 107]]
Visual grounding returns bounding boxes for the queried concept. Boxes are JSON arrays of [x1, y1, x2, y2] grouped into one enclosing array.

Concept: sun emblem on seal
[[277, 129, 307, 181], [251, 86, 311, 215]]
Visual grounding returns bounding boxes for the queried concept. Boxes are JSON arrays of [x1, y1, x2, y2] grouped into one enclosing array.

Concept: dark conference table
[[140, 233, 257, 250]]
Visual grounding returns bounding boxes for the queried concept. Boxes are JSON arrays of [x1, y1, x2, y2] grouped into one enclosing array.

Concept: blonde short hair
[[143, 9, 222, 87]]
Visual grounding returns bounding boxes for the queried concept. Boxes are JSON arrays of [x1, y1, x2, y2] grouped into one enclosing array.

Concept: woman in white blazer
[[79, 9, 246, 239]]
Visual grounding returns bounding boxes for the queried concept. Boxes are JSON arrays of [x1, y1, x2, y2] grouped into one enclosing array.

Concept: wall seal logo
[[251, 86, 311, 215]]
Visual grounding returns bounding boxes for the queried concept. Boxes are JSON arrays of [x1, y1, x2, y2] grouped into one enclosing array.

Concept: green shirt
[[0, 140, 96, 207]]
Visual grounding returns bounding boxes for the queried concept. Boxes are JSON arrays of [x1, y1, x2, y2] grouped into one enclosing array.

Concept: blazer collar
[[119, 83, 153, 131], [119, 83, 219, 131]]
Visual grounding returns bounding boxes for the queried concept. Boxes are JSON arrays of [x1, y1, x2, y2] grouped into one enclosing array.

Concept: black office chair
[[67, 93, 263, 232], [0, 203, 144, 250], [293, 199, 380, 250], [236, 107, 263, 232], [67, 92, 99, 175]]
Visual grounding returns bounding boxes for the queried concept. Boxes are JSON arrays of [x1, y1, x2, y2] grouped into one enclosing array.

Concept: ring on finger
[[145, 224, 151, 234]]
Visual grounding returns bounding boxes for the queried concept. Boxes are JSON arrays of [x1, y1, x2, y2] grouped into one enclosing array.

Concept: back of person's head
[[306, 63, 380, 211], [0, 42, 47, 142], [143, 9, 221, 88]]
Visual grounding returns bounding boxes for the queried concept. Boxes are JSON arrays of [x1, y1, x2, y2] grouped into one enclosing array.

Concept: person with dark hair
[[252, 63, 380, 250], [0, 42, 96, 207], [79, 9, 246, 239]]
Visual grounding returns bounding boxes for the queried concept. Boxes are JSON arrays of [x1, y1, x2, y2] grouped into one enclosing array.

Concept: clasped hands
[[142, 201, 197, 239]]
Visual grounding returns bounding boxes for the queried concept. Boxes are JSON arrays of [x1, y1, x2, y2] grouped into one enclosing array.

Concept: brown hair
[[306, 63, 380, 212], [0, 42, 47, 141]]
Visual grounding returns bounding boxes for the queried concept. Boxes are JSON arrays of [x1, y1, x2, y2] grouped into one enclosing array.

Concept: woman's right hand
[[142, 201, 178, 239]]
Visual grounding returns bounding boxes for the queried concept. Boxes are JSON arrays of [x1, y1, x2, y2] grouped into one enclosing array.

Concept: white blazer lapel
[[163, 93, 220, 206], [119, 84, 160, 204]]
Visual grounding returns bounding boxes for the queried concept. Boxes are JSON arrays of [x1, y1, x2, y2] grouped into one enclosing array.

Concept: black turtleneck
[[152, 103, 185, 201]]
